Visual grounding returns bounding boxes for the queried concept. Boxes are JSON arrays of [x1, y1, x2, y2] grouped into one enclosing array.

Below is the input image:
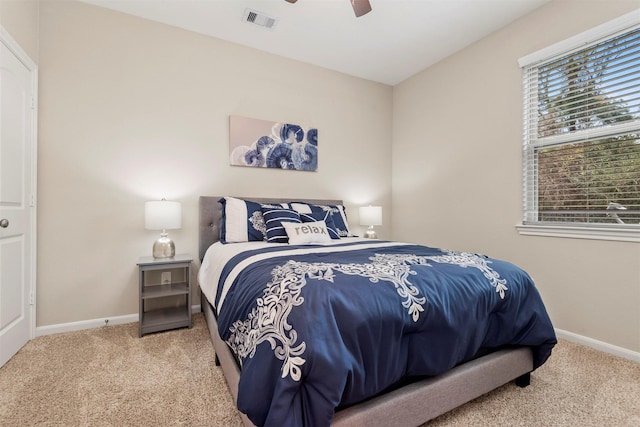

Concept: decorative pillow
[[289, 202, 352, 237], [219, 197, 267, 243], [282, 220, 332, 245], [260, 204, 301, 243], [296, 207, 340, 239]]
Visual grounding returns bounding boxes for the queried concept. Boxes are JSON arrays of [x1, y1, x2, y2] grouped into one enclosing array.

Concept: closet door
[[0, 28, 37, 368]]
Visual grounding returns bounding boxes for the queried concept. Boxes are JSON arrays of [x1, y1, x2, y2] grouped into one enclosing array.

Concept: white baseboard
[[555, 328, 640, 363], [35, 305, 202, 337]]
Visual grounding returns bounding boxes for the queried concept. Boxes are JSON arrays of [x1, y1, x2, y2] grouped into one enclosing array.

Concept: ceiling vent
[[242, 8, 278, 30]]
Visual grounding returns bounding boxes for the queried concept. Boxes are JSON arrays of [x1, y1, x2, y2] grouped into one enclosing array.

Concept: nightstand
[[137, 254, 192, 337]]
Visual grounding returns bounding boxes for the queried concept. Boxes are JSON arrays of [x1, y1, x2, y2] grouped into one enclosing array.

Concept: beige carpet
[[1, 313, 638, 427]]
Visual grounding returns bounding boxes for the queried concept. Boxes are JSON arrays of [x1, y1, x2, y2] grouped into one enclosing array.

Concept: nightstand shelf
[[137, 254, 192, 337], [140, 307, 190, 334], [141, 282, 189, 299]]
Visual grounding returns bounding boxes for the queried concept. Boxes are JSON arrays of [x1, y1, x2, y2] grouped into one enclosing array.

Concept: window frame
[[517, 10, 640, 243]]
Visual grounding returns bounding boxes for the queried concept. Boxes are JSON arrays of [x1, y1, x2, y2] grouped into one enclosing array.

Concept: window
[[519, 12, 640, 241]]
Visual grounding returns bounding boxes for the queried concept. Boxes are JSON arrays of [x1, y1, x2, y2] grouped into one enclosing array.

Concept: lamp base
[[152, 234, 175, 258], [363, 226, 377, 239]]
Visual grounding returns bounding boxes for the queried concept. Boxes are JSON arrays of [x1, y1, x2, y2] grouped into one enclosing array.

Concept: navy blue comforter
[[212, 240, 556, 426]]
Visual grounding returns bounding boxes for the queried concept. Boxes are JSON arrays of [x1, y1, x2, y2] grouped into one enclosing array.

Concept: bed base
[[198, 196, 534, 426], [202, 294, 533, 427]]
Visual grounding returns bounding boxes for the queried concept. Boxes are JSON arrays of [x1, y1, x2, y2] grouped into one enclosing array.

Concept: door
[[0, 28, 37, 368]]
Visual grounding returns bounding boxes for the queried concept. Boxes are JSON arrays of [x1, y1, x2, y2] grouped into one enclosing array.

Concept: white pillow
[[282, 220, 332, 245]]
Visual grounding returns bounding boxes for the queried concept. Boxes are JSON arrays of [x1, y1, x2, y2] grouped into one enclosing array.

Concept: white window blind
[[522, 23, 640, 229]]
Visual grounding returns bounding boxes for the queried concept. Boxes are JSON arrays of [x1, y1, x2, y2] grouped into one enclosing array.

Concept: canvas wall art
[[229, 115, 318, 171]]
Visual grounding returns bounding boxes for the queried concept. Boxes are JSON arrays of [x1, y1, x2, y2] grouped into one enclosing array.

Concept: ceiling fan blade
[[351, 0, 372, 17], [284, 0, 298, 3]]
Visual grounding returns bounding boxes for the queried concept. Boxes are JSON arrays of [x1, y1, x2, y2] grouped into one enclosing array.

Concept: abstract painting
[[229, 115, 318, 171]]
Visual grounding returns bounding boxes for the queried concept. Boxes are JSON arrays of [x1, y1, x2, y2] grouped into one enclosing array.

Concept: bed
[[198, 196, 557, 427]]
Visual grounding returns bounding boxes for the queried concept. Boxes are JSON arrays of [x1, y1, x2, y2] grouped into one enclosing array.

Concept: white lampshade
[[145, 200, 182, 230], [359, 205, 382, 226]]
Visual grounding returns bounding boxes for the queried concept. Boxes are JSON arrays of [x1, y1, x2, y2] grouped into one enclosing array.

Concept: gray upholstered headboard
[[199, 196, 343, 261]]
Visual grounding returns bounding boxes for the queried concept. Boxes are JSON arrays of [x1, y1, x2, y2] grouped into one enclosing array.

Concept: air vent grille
[[242, 8, 278, 30]]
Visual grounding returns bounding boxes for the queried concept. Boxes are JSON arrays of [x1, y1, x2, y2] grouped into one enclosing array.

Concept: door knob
[[0, 219, 8, 228]]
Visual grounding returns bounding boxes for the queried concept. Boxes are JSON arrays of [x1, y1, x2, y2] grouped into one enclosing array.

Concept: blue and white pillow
[[296, 207, 340, 239], [261, 204, 302, 243], [290, 202, 352, 237], [219, 197, 267, 243]]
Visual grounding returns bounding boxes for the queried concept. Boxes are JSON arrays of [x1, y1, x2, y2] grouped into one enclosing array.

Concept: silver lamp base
[[153, 231, 175, 258], [363, 226, 377, 239]]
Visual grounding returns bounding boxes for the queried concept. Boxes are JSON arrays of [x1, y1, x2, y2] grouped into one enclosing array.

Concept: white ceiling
[[81, 0, 550, 85]]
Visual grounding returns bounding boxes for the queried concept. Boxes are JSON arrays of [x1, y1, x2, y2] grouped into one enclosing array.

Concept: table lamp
[[145, 199, 181, 258], [359, 205, 382, 239]]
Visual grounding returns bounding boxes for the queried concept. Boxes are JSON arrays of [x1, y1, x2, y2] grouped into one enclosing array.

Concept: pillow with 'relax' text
[[282, 220, 332, 245]]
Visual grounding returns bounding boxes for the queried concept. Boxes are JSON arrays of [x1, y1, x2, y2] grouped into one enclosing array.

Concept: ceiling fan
[[284, 0, 372, 18]]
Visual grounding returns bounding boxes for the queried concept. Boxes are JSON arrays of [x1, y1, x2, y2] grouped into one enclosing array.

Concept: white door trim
[[0, 25, 38, 341]]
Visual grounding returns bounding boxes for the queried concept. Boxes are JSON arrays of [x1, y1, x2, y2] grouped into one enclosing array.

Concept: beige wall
[[392, 0, 640, 353], [37, 1, 392, 326], [0, 0, 39, 62]]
